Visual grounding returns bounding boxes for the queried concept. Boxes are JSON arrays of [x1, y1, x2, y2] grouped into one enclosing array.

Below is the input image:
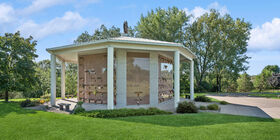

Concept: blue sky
[[0, 0, 279, 75]]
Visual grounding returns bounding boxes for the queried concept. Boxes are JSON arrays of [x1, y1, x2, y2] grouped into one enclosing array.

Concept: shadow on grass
[[0, 102, 37, 118], [110, 113, 275, 127]]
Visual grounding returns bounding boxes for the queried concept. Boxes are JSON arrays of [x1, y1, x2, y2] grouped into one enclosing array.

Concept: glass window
[[127, 52, 150, 105]]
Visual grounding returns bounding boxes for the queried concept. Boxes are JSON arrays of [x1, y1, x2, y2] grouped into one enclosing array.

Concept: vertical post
[[174, 51, 180, 108], [150, 52, 158, 107], [190, 60, 194, 100], [107, 46, 114, 109], [77, 54, 80, 101], [50, 54, 56, 106], [116, 49, 126, 108], [61, 61, 66, 99]]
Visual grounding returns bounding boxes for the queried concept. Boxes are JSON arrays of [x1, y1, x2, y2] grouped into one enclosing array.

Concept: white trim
[[46, 37, 183, 52]]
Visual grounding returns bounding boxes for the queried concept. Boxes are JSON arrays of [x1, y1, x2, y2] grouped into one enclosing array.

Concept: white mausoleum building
[[46, 35, 196, 110]]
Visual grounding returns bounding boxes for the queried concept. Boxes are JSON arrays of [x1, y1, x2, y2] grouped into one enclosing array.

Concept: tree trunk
[[216, 75, 219, 93], [5, 90, 8, 102]]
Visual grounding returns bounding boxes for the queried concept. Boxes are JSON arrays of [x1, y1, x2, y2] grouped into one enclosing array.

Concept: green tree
[[28, 60, 51, 98], [0, 31, 38, 101], [262, 65, 280, 74], [253, 65, 280, 91], [253, 73, 266, 92], [237, 73, 253, 92], [185, 10, 251, 92], [66, 63, 77, 95], [135, 7, 189, 43], [74, 24, 134, 43]]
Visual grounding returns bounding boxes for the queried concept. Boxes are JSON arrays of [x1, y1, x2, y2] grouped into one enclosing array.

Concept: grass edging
[[75, 107, 172, 118]]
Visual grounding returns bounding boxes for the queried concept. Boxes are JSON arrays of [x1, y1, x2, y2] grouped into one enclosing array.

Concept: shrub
[[76, 108, 172, 118], [194, 95, 211, 102], [40, 94, 51, 102], [207, 104, 220, 110], [199, 105, 207, 110], [220, 101, 228, 105], [73, 106, 86, 114], [39, 99, 45, 104], [20, 99, 38, 107], [176, 101, 198, 113], [77, 101, 83, 106], [73, 101, 85, 114]]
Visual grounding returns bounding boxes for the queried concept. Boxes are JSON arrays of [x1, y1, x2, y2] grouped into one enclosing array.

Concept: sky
[[0, 0, 279, 75]]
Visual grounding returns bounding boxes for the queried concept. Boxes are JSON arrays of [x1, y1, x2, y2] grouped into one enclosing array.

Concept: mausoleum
[[47, 31, 196, 110]]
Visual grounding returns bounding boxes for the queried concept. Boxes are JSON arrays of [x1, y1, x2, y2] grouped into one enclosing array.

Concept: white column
[[50, 54, 56, 106], [174, 51, 180, 108], [150, 52, 159, 107], [107, 47, 114, 109], [190, 60, 194, 100], [61, 61, 66, 99], [116, 49, 126, 108]]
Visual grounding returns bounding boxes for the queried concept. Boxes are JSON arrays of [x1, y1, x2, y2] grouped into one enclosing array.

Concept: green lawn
[[181, 93, 220, 102], [0, 102, 279, 140], [0, 98, 39, 102]]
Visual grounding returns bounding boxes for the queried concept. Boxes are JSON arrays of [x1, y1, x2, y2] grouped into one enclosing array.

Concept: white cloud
[[21, 0, 67, 15], [208, 2, 229, 15], [248, 18, 280, 51], [184, 2, 229, 23], [17, 11, 96, 39], [0, 3, 15, 23]]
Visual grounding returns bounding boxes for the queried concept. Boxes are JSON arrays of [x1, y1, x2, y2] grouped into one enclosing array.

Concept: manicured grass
[[183, 92, 280, 99], [249, 93, 280, 99], [0, 98, 39, 102], [182, 93, 220, 102], [0, 102, 279, 139], [0, 97, 62, 102], [250, 89, 280, 93]]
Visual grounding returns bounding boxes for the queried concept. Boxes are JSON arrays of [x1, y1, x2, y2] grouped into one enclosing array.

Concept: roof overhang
[[46, 37, 196, 63]]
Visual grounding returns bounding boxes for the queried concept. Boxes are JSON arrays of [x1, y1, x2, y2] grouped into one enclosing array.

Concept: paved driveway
[[208, 96, 280, 119]]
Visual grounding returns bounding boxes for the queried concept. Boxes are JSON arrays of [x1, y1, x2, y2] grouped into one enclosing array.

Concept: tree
[[268, 73, 280, 92], [135, 7, 189, 43], [0, 31, 38, 101], [185, 10, 251, 92], [28, 60, 51, 98], [74, 24, 135, 43], [262, 65, 280, 74], [66, 63, 77, 95], [253, 73, 266, 92], [237, 73, 253, 92]]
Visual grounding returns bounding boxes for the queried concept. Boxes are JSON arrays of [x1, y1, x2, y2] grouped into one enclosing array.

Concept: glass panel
[[78, 53, 107, 104], [127, 52, 150, 105], [158, 55, 173, 103]]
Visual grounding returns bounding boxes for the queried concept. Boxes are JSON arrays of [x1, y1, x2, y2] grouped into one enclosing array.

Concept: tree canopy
[[74, 24, 134, 43], [135, 7, 189, 43], [0, 31, 38, 101], [237, 73, 253, 92], [185, 10, 251, 92]]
